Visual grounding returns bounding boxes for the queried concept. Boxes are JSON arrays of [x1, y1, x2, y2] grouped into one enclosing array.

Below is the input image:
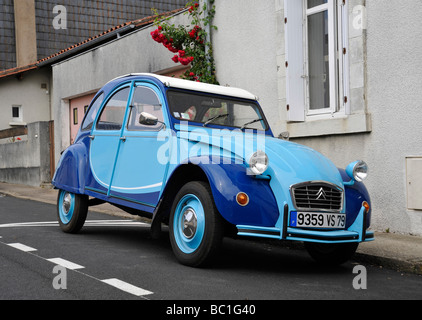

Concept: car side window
[[127, 86, 164, 131], [81, 93, 104, 131], [96, 87, 130, 131]]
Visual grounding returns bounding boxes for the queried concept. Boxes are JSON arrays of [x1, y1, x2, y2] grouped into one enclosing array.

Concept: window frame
[[304, 0, 336, 116], [284, 0, 350, 122], [126, 85, 165, 132], [73, 108, 78, 125], [166, 89, 270, 132], [81, 92, 105, 131], [95, 86, 131, 132], [304, 0, 347, 117], [12, 105, 23, 122]]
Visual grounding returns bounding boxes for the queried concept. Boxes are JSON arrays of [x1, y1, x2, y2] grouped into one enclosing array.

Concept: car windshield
[[167, 90, 267, 131]]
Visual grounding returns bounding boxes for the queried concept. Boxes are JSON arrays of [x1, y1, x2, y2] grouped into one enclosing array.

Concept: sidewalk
[[0, 182, 421, 275]]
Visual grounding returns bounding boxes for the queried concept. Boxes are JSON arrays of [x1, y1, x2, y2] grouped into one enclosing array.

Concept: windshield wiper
[[240, 118, 263, 130], [203, 113, 229, 127]]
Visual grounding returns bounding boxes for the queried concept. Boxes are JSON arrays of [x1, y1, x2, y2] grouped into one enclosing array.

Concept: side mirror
[[139, 112, 158, 126], [278, 131, 290, 141], [138, 112, 166, 130]]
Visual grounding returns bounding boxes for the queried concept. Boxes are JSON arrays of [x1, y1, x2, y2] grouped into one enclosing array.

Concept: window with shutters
[[284, 0, 350, 121]]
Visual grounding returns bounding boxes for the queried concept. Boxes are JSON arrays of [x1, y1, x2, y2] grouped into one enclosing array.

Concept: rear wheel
[[169, 181, 224, 267], [57, 189, 88, 234], [305, 242, 359, 265]]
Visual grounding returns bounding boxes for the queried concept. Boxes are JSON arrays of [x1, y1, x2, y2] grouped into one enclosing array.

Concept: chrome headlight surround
[[247, 150, 269, 175], [346, 160, 368, 182]]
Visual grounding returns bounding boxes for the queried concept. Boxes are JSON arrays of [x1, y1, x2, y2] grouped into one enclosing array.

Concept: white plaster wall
[[365, 0, 422, 235], [0, 68, 51, 130], [212, 0, 283, 135]]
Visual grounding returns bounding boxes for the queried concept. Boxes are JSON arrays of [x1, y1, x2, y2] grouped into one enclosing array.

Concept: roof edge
[[0, 8, 185, 80], [109, 73, 258, 101]]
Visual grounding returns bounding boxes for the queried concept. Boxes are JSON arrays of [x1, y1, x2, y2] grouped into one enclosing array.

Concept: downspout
[[204, 0, 212, 74]]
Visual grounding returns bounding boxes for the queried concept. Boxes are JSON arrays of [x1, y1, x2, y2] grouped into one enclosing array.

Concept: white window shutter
[[284, 0, 305, 122]]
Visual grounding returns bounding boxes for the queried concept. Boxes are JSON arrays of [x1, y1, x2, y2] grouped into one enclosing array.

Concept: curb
[[354, 252, 422, 276]]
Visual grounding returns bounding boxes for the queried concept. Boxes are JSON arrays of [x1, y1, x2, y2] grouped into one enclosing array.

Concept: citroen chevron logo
[[316, 188, 327, 200]]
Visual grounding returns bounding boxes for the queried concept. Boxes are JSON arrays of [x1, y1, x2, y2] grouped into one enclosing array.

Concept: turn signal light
[[362, 201, 370, 213], [236, 192, 249, 206]]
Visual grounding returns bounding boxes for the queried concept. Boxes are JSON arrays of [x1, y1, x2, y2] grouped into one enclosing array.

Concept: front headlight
[[346, 160, 368, 182], [248, 150, 269, 175]]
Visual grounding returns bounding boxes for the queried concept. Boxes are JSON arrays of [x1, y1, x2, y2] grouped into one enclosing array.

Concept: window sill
[[286, 113, 372, 138], [9, 122, 27, 127]]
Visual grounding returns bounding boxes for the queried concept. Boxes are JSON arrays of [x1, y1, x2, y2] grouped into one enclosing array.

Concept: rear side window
[[81, 93, 104, 131]]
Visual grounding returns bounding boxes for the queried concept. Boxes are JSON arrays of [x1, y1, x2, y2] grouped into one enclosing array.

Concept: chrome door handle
[[120, 136, 127, 142]]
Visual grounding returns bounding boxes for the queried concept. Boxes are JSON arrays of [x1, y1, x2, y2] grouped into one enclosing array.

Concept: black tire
[[304, 242, 359, 266], [57, 189, 89, 234], [169, 181, 224, 267]]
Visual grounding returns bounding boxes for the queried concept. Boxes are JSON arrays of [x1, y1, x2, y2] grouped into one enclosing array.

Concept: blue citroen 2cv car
[[52, 73, 373, 267]]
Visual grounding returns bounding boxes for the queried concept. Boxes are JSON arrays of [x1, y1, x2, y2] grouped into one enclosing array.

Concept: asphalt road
[[1, 194, 421, 304]]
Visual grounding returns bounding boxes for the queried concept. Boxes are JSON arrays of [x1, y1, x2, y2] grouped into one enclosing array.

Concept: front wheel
[[169, 181, 224, 267], [304, 242, 359, 266], [57, 189, 88, 234]]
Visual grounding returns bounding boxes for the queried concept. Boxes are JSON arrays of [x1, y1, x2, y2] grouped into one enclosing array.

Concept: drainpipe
[[204, 0, 212, 73]]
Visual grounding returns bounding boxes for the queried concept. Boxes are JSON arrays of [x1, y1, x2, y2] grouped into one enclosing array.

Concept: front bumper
[[237, 204, 374, 244]]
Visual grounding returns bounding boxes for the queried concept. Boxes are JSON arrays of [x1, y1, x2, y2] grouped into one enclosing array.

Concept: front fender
[[52, 140, 89, 194], [194, 157, 279, 227], [338, 168, 372, 229]]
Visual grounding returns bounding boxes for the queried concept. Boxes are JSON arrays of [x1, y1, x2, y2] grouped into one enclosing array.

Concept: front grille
[[291, 182, 343, 212]]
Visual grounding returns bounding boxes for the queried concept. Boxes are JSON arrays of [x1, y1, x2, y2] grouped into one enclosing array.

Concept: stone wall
[[0, 121, 53, 187]]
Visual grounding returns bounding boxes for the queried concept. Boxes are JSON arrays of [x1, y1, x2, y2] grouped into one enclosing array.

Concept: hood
[[264, 136, 343, 187], [177, 126, 343, 187]]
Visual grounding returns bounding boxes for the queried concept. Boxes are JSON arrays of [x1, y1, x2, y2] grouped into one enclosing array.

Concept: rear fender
[[52, 141, 88, 194]]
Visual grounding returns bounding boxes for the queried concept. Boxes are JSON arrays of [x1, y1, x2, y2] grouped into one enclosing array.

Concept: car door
[[108, 82, 170, 208], [89, 84, 132, 195]]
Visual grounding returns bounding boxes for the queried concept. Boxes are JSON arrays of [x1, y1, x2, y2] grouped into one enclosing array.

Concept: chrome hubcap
[[62, 192, 72, 214], [181, 208, 197, 239]]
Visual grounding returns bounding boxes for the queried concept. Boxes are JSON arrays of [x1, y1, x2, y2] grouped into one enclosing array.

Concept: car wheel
[[57, 189, 88, 234], [304, 242, 359, 266], [169, 181, 224, 267]]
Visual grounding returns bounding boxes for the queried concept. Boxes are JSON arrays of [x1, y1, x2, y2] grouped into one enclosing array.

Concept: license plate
[[290, 212, 346, 229]]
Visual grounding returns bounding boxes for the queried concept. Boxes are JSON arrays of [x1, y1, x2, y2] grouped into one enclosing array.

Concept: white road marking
[[7, 243, 37, 252], [0, 221, 58, 228], [1, 224, 153, 298], [47, 258, 85, 270], [101, 278, 153, 297], [0, 220, 149, 228], [85, 220, 148, 227]]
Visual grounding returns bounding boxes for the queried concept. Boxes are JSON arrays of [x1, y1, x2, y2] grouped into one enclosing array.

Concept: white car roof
[[109, 73, 258, 101]]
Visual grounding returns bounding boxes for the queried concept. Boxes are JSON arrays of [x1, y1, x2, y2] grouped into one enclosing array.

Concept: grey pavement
[[0, 182, 421, 275]]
